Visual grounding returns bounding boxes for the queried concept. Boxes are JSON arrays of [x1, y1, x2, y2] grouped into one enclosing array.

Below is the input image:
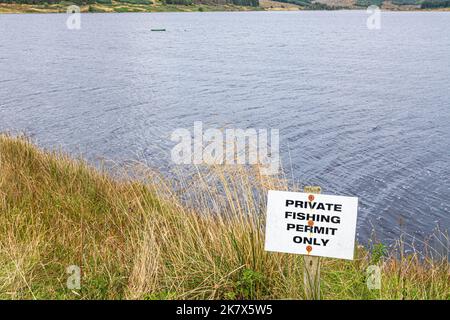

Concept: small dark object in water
[[151, 29, 166, 32]]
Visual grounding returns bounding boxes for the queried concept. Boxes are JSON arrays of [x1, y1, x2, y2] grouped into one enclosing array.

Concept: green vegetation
[[164, 0, 193, 5], [0, 135, 448, 300], [230, 0, 259, 6], [271, 0, 311, 7], [304, 2, 342, 9], [265, 0, 339, 10], [392, 0, 419, 4], [355, 0, 384, 7], [118, 0, 152, 5], [421, 0, 450, 8]]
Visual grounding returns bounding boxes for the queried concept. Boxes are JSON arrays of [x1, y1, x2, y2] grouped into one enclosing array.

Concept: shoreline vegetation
[[0, 134, 448, 300], [1, 0, 450, 13]]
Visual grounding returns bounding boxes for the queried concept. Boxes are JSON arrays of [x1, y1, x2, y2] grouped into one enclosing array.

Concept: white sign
[[265, 190, 358, 260]]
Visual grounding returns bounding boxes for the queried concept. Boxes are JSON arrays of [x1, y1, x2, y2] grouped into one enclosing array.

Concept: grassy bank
[[0, 135, 448, 299]]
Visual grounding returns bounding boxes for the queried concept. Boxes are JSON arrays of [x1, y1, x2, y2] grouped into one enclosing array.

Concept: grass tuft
[[0, 135, 448, 300]]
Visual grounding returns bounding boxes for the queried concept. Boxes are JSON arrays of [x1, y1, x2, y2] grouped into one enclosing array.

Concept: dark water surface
[[1, 11, 449, 252]]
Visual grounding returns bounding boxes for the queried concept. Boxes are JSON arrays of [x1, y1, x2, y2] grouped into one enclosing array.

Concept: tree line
[[421, 0, 450, 7]]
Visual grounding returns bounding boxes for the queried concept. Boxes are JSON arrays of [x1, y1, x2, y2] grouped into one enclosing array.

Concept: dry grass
[[0, 135, 448, 300]]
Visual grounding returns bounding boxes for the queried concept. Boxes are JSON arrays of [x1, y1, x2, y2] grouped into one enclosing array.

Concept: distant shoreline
[[1, 3, 449, 14], [0, 3, 258, 14]]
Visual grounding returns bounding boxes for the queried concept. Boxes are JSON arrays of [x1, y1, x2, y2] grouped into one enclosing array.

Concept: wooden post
[[303, 186, 322, 300]]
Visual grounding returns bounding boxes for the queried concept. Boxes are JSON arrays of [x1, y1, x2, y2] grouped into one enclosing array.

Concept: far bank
[[1, 0, 450, 14]]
